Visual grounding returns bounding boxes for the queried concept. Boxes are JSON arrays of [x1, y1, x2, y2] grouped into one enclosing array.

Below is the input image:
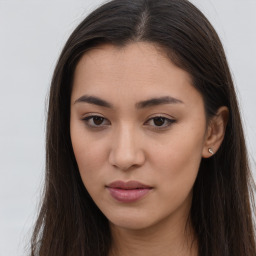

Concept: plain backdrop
[[0, 0, 255, 255]]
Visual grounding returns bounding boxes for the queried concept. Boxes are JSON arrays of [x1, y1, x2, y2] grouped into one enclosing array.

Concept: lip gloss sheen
[[107, 187, 151, 202], [106, 180, 152, 203]]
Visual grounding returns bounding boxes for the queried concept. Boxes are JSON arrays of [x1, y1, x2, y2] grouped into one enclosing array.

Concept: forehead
[[71, 42, 201, 108], [74, 42, 191, 83]]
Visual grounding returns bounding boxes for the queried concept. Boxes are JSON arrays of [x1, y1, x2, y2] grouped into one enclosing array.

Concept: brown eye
[[145, 116, 176, 130], [153, 117, 165, 126], [92, 116, 104, 125], [82, 115, 110, 128]]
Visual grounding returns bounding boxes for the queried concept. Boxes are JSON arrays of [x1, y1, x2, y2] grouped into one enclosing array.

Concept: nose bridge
[[109, 123, 145, 170]]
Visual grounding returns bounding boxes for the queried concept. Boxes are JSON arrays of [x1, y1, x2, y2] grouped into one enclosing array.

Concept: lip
[[106, 180, 153, 203]]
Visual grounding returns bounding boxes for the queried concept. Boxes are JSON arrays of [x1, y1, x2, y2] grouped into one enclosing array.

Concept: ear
[[202, 106, 229, 158]]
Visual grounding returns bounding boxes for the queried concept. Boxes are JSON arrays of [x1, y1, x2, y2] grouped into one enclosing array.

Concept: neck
[[108, 213, 198, 256]]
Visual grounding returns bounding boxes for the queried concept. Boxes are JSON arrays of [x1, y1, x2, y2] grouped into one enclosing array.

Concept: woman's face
[[70, 42, 209, 231]]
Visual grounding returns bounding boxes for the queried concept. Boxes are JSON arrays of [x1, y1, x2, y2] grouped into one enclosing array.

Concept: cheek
[[151, 129, 203, 168], [151, 124, 205, 197], [74, 143, 103, 170], [72, 140, 108, 199], [70, 123, 109, 187]]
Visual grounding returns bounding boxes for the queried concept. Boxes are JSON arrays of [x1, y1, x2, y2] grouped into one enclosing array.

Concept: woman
[[30, 0, 256, 255]]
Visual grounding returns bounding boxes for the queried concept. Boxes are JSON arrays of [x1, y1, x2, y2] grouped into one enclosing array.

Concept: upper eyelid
[[151, 110, 176, 122], [144, 116, 176, 128], [82, 113, 104, 118], [147, 113, 175, 120], [82, 112, 175, 119], [82, 114, 175, 121], [145, 116, 175, 122], [82, 115, 110, 124], [82, 114, 105, 119]]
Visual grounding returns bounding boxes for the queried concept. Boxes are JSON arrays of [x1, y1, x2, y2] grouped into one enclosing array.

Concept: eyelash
[[82, 115, 176, 131], [146, 117, 176, 130]]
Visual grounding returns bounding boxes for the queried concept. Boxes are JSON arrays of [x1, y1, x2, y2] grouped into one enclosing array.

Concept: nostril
[[108, 131, 146, 170], [108, 149, 146, 171]]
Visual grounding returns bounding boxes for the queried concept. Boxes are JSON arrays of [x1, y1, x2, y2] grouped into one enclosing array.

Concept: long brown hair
[[30, 0, 256, 255]]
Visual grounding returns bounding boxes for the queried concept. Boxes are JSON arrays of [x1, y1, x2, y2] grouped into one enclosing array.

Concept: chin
[[106, 209, 165, 231], [110, 217, 154, 231]]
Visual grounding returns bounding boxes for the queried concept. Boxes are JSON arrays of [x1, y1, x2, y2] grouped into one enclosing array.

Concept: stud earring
[[208, 148, 214, 155]]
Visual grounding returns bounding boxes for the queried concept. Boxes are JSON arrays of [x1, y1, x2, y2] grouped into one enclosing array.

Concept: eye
[[82, 115, 110, 128], [145, 116, 176, 130]]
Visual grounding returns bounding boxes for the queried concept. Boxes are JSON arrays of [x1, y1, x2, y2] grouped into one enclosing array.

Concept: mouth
[[106, 180, 153, 203]]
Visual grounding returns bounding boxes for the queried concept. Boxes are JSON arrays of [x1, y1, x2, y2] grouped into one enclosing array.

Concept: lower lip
[[107, 187, 152, 203]]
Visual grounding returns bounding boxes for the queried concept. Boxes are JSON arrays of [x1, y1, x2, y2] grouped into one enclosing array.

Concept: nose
[[108, 125, 146, 171]]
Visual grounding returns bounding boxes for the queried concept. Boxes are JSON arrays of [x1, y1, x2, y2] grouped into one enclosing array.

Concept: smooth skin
[[70, 42, 228, 256]]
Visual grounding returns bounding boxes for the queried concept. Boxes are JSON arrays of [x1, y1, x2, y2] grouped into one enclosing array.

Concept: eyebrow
[[136, 96, 183, 108], [75, 95, 112, 108], [74, 95, 183, 109]]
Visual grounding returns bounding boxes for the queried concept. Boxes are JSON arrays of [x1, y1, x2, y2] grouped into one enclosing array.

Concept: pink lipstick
[[106, 180, 152, 203]]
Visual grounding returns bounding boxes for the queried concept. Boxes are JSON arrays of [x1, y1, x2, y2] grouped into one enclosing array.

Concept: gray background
[[0, 0, 255, 255]]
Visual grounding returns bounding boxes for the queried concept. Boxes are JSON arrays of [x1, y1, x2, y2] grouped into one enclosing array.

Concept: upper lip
[[106, 180, 152, 189]]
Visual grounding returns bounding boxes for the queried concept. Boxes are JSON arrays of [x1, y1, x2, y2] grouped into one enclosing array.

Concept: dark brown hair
[[30, 0, 256, 255]]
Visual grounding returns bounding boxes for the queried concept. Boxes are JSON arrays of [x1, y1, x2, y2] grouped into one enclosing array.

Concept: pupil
[[93, 117, 103, 125], [154, 117, 164, 126]]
